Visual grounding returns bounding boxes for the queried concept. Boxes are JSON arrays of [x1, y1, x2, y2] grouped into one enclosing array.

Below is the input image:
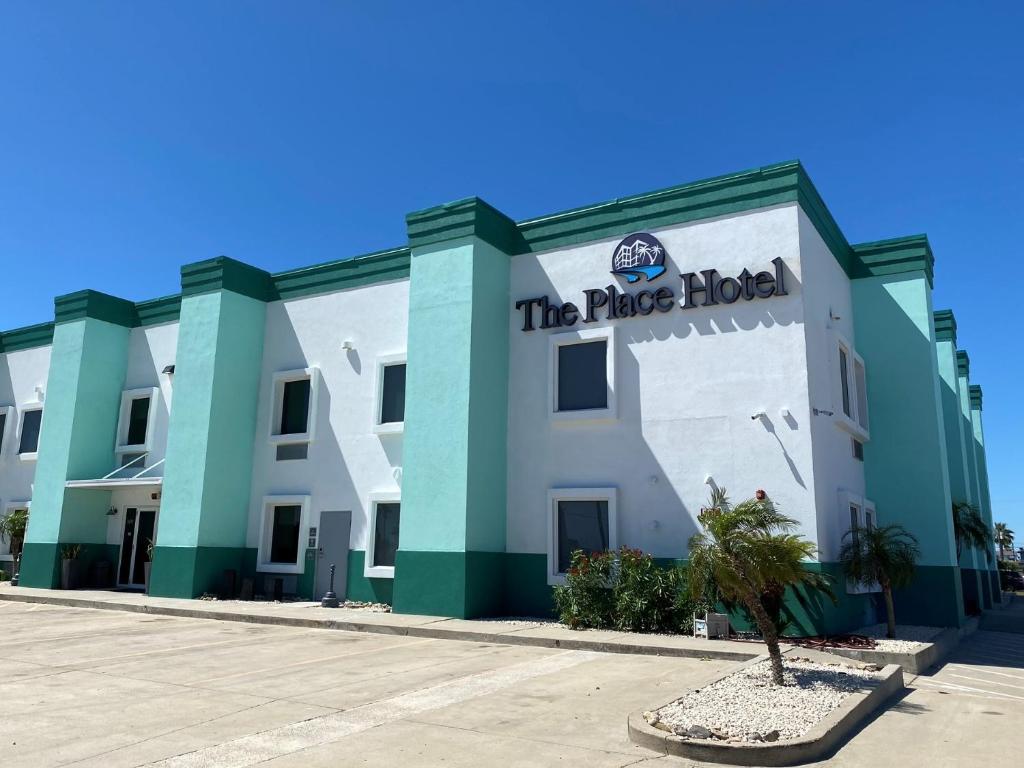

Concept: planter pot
[[144, 561, 152, 593], [60, 559, 84, 590]]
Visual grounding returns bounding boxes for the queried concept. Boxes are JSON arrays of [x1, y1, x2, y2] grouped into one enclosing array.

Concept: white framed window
[[840, 489, 878, 594], [256, 495, 311, 574], [549, 326, 617, 423], [114, 388, 159, 460], [0, 501, 30, 561], [0, 405, 14, 456], [832, 333, 869, 440], [268, 368, 320, 451], [373, 354, 407, 435], [547, 487, 618, 585], [16, 405, 43, 460], [365, 491, 401, 579]]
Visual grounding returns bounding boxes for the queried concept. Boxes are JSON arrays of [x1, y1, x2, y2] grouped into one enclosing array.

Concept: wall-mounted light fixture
[[106, 507, 118, 516], [34, 386, 45, 402], [341, 340, 355, 351], [162, 364, 175, 376]]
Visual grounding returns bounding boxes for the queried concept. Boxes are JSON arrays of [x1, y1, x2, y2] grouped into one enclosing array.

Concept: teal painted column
[[969, 385, 1000, 603], [149, 257, 271, 597], [20, 291, 134, 588], [851, 237, 963, 627], [934, 311, 983, 614], [392, 198, 523, 618]]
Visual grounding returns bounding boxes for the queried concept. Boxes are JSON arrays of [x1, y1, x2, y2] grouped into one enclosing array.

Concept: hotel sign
[[514, 232, 787, 332]]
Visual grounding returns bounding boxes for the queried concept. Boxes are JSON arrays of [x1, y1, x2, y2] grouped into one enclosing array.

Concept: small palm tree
[[839, 523, 919, 639], [952, 501, 993, 562], [0, 508, 29, 557], [994, 523, 1015, 560], [688, 489, 821, 686]]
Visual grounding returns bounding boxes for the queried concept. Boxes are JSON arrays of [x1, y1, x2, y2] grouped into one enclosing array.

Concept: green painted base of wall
[[346, 550, 395, 605], [17, 542, 61, 588], [978, 569, 993, 609], [990, 570, 1002, 604], [961, 568, 983, 615], [502, 552, 555, 617], [392, 550, 504, 618], [148, 546, 246, 598], [892, 565, 964, 627]]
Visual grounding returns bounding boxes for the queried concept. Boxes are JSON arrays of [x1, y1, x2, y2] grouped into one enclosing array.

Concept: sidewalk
[[0, 584, 762, 661]]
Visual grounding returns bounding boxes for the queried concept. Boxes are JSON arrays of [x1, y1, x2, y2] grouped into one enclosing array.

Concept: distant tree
[[839, 523, 919, 639], [688, 489, 822, 686], [952, 501, 993, 562], [994, 523, 1015, 560]]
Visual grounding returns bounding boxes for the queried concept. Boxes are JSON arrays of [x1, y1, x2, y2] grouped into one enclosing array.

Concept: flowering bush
[[552, 549, 615, 629]]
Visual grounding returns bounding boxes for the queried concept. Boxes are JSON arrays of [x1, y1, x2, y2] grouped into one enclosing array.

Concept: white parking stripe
[[153, 649, 600, 767], [916, 679, 1024, 701], [947, 673, 1024, 691], [946, 665, 1024, 681]]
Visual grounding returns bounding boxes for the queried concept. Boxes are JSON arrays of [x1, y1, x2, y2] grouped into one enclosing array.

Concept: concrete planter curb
[[0, 590, 758, 662], [822, 618, 977, 674], [627, 657, 904, 766]]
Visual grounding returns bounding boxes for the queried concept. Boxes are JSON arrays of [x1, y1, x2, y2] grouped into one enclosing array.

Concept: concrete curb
[[628, 658, 905, 766], [821, 618, 978, 674], [0, 591, 758, 662]]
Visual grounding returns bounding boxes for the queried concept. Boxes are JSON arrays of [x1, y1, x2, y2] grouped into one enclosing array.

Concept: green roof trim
[[272, 247, 410, 301], [850, 235, 934, 287], [181, 256, 275, 301], [55, 289, 137, 327], [135, 294, 182, 327], [933, 309, 957, 343], [0, 322, 55, 353], [969, 384, 983, 411], [956, 349, 970, 377], [407, 197, 527, 255]]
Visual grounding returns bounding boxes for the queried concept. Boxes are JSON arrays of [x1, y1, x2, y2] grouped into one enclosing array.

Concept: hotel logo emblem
[[611, 232, 667, 284]]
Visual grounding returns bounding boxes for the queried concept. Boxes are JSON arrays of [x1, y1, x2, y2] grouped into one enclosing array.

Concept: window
[[17, 407, 43, 458], [374, 355, 407, 434], [257, 495, 310, 573], [269, 368, 320, 450], [852, 438, 864, 461], [547, 488, 617, 584], [365, 492, 401, 578], [840, 490, 878, 594], [833, 335, 869, 440], [550, 327, 616, 422], [115, 388, 159, 463], [0, 405, 12, 455]]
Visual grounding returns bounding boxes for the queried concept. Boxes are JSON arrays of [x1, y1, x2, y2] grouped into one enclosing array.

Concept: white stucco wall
[[122, 321, 178, 473], [246, 279, 410, 555], [796, 211, 867, 560], [506, 203, 819, 561]]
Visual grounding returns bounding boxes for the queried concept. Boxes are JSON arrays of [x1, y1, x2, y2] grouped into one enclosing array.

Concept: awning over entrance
[[64, 453, 164, 491]]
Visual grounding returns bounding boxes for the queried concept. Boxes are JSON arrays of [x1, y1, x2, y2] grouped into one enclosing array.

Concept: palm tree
[[994, 523, 1015, 560], [839, 523, 919, 639], [0, 508, 28, 557], [688, 489, 822, 686], [952, 501, 993, 562]]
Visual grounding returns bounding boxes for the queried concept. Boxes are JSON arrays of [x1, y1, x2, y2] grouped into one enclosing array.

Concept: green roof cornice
[[851, 235, 934, 287], [181, 256, 275, 301], [134, 294, 182, 327], [956, 349, 970, 377], [407, 197, 528, 255], [0, 322, 54, 353], [273, 247, 410, 300], [933, 309, 957, 343], [55, 290, 137, 327], [969, 384, 983, 411]]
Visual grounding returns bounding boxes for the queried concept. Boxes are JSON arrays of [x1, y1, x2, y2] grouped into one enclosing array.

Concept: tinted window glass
[[373, 502, 401, 567], [0, 412, 5, 453], [557, 499, 609, 573], [126, 396, 150, 445], [380, 364, 406, 424], [276, 443, 308, 461], [280, 379, 311, 435], [18, 409, 42, 454], [839, 348, 851, 417], [854, 360, 868, 430], [557, 340, 607, 412], [270, 505, 301, 563]]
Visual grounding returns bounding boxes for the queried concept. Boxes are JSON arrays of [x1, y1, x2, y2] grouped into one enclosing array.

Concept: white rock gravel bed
[[648, 658, 883, 743], [856, 623, 942, 652]]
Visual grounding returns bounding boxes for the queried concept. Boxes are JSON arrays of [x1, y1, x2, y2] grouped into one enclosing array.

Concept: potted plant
[[60, 544, 84, 590], [144, 538, 154, 593], [0, 508, 29, 586]]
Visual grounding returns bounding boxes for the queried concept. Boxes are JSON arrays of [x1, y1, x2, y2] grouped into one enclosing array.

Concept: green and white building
[[0, 161, 999, 634]]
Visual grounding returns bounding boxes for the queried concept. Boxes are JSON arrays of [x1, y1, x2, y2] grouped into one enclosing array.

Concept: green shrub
[[613, 547, 680, 633], [552, 550, 615, 629]]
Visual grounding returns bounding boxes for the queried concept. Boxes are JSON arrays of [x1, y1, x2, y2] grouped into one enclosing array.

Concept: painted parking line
[[915, 679, 1024, 701], [946, 665, 1024, 681], [946, 673, 1024, 691], [153, 649, 601, 767]]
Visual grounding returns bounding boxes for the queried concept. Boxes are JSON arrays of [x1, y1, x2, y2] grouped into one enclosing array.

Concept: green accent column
[[968, 385, 1000, 603], [851, 238, 963, 627], [392, 199, 523, 618], [20, 291, 134, 587], [149, 258, 271, 597]]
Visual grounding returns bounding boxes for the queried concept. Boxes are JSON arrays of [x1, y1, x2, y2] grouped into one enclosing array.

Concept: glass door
[[118, 507, 157, 587]]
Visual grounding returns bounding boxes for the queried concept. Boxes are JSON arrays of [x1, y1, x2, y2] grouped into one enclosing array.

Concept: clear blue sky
[[1, 2, 1021, 540]]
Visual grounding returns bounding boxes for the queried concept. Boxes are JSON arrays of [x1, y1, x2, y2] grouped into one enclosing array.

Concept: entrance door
[[315, 510, 351, 600], [118, 507, 157, 588]]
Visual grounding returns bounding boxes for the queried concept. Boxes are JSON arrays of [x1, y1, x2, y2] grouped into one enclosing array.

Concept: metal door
[[315, 510, 351, 601]]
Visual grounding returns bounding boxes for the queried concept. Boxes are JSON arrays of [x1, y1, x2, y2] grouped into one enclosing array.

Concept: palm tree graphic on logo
[[611, 233, 667, 283]]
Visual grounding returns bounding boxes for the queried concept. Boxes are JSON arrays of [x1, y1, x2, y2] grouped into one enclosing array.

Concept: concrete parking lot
[[0, 601, 1021, 767]]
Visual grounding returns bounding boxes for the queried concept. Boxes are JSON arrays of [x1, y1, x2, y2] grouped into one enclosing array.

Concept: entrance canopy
[[65, 453, 164, 491]]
